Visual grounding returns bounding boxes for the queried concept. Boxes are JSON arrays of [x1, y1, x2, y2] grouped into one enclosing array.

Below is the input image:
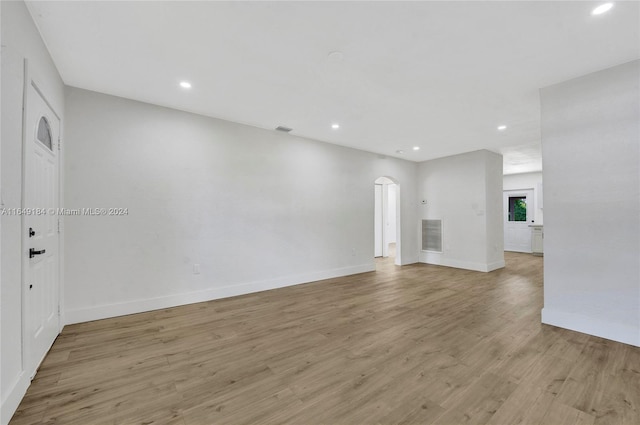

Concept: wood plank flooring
[[10, 252, 640, 424]]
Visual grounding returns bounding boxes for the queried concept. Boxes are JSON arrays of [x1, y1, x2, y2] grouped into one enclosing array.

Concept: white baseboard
[[1, 372, 29, 425], [419, 252, 505, 273], [542, 308, 640, 347], [486, 260, 506, 272], [65, 263, 375, 325]]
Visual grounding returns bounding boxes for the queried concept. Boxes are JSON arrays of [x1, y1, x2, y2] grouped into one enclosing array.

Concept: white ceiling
[[26, 1, 639, 173]]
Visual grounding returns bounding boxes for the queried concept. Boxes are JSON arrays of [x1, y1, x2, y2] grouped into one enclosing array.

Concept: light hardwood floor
[[10, 252, 640, 425]]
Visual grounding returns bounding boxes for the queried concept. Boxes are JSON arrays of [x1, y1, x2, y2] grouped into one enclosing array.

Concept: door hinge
[[57, 218, 61, 234]]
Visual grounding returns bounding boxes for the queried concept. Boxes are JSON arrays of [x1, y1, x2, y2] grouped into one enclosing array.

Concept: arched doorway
[[374, 176, 401, 266]]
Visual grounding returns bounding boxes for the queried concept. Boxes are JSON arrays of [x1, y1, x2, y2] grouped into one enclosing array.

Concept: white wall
[[418, 150, 504, 272], [540, 60, 640, 347], [484, 151, 505, 267], [503, 171, 543, 224], [0, 1, 65, 423], [63, 87, 419, 324]]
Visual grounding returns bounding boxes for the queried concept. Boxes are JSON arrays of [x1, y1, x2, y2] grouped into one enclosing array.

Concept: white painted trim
[[419, 251, 504, 272], [542, 308, 640, 347], [65, 263, 375, 325], [19, 59, 29, 387], [1, 372, 29, 425]]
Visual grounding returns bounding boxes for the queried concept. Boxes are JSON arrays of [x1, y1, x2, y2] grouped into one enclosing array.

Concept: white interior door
[[504, 189, 534, 253], [374, 184, 383, 257], [23, 81, 60, 379]]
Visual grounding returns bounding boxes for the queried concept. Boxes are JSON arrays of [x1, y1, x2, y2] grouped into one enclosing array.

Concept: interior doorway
[[374, 176, 401, 265]]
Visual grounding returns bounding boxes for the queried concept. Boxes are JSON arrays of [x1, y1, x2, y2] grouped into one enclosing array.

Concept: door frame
[[21, 61, 63, 379]]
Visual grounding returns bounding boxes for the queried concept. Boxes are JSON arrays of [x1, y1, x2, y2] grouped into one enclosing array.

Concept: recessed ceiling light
[[396, 150, 404, 154], [331, 123, 340, 129], [413, 146, 420, 151], [179, 81, 192, 89], [497, 125, 507, 131], [591, 3, 613, 15]]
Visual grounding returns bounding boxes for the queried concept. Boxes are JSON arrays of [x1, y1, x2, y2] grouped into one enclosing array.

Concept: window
[[36, 116, 53, 150], [508, 196, 527, 221]]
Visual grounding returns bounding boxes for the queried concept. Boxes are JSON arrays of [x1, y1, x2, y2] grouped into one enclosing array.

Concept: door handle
[[29, 248, 46, 258]]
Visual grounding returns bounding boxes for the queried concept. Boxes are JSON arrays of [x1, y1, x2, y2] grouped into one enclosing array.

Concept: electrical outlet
[[193, 264, 200, 274]]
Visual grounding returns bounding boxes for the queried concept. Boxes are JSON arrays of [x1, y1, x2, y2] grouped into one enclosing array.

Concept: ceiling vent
[[275, 126, 293, 133]]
